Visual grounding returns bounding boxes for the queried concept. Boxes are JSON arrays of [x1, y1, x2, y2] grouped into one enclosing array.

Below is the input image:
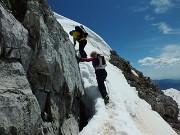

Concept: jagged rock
[[0, 4, 32, 72], [0, 0, 84, 135], [23, 1, 83, 94], [0, 60, 42, 135], [23, 2, 84, 134]]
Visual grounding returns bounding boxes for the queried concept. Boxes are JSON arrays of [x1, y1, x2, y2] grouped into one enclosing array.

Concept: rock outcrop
[[0, 0, 84, 134], [0, 60, 41, 135]]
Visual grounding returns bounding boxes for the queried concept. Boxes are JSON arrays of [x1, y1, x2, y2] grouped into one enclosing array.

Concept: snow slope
[[163, 88, 180, 120], [55, 13, 177, 135]]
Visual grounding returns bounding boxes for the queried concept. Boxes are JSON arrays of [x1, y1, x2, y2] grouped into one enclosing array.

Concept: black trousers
[[79, 39, 87, 58], [95, 69, 108, 99]]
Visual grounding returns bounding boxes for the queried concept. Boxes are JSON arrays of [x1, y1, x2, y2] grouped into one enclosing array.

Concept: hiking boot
[[104, 100, 109, 105], [104, 95, 109, 105]]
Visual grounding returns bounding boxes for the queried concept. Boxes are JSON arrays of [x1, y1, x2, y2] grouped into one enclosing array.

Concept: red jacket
[[80, 58, 94, 62]]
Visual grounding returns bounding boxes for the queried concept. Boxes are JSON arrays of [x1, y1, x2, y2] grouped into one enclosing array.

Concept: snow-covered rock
[[163, 88, 180, 120]]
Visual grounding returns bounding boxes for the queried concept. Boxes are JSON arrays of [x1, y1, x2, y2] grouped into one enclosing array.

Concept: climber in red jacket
[[80, 51, 109, 104]]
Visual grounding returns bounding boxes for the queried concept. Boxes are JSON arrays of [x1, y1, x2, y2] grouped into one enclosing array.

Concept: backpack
[[75, 25, 88, 38], [93, 54, 107, 70]]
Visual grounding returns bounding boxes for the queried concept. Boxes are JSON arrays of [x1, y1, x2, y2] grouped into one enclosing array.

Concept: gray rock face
[[0, 4, 32, 72], [0, 0, 84, 135], [23, 1, 83, 94], [0, 60, 41, 135]]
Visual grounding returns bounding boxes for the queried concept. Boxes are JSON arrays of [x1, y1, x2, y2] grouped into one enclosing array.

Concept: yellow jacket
[[70, 30, 87, 42], [72, 31, 80, 39]]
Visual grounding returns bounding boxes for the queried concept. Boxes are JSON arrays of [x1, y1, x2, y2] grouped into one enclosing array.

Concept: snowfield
[[55, 13, 178, 135]]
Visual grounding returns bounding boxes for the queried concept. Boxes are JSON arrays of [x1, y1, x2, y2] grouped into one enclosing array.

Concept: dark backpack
[[75, 25, 88, 38], [92, 54, 107, 69]]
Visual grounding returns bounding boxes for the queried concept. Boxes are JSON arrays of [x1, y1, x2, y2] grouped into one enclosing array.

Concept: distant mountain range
[[153, 79, 180, 90]]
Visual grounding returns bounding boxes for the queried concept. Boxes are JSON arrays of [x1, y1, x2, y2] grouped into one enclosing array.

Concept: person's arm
[[69, 30, 77, 46], [80, 57, 94, 62], [73, 38, 76, 46]]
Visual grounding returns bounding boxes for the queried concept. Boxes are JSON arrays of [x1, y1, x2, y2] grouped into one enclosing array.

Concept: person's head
[[90, 51, 97, 57]]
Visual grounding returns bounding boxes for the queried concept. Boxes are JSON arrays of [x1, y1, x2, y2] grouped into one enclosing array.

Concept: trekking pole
[[105, 80, 110, 94]]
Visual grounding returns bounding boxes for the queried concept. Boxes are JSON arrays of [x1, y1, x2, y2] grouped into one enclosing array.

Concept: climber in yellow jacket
[[69, 30, 80, 46], [69, 26, 88, 58]]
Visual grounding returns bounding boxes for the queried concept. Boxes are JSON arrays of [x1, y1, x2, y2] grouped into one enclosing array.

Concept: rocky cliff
[[0, 0, 84, 134]]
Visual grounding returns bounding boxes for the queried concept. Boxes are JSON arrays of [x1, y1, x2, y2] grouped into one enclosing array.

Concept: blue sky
[[47, 0, 180, 80]]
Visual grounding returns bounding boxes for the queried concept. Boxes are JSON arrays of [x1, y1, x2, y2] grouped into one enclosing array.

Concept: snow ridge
[[56, 13, 178, 135]]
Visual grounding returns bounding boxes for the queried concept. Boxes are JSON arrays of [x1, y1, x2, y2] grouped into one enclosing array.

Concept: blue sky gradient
[[47, 0, 180, 80]]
